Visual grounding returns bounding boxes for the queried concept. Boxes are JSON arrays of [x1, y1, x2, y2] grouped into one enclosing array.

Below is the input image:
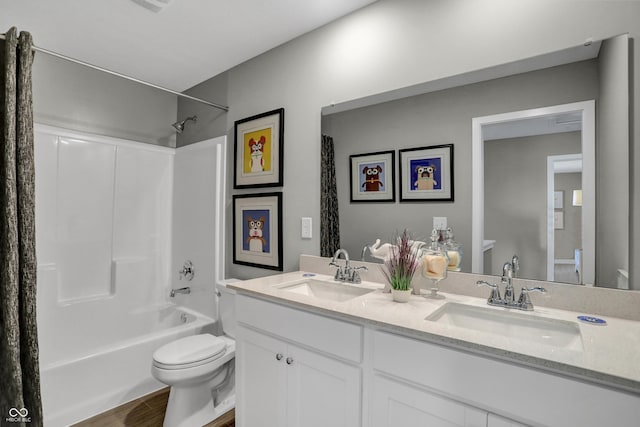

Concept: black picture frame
[[232, 192, 283, 271], [399, 144, 454, 202], [233, 108, 284, 189], [349, 150, 396, 203]]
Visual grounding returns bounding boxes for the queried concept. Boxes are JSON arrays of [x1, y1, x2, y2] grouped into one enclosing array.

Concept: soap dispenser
[[444, 227, 462, 272]]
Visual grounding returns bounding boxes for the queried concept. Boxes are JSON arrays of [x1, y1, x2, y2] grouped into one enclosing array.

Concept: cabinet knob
[[276, 353, 283, 361], [286, 357, 294, 365]]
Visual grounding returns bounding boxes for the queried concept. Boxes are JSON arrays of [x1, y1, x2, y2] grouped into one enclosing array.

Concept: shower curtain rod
[[0, 33, 229, 112]]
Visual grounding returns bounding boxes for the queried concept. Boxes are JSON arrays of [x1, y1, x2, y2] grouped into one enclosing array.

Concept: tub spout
[[170, 287, 191, 297]]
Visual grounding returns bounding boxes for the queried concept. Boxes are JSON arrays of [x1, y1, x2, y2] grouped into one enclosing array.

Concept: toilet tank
[[216, 279, 240, 339]]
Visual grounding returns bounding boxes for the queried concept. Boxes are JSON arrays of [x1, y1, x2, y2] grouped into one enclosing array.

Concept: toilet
[[151, 280, 238, 427]]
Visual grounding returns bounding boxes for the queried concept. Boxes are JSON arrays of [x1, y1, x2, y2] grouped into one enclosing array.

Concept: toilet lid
[[153, 334, 226, 368]]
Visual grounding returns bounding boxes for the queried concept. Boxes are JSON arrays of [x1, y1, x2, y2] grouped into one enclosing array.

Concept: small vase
[[391, 288, 412, 303]]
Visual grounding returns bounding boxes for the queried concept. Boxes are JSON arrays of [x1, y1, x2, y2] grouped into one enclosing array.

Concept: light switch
[[433, 216, 447, 230], [301, 217, 312, 239]]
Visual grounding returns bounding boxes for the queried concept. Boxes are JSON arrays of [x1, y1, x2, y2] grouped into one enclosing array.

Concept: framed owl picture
[[349, 150, 395, 203], [233, 108, 284, 189]]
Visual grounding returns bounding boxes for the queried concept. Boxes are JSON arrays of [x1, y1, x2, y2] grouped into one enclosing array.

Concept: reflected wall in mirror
[[321, 34, 631, 289]]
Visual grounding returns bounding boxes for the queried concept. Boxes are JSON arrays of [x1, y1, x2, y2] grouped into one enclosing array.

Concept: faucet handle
[[517, 286, 546, 311], [349, 265, 368, 284], [329, 261, 344, 280], [179, 260, 195, 281], [477, 280, 502, 305]]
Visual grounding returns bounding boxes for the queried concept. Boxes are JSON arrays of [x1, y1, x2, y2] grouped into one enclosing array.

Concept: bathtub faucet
[[170, 287, 191, 297]]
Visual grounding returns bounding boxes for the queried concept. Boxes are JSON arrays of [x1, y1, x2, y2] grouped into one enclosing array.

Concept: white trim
[[472, 100, 595, 285], [176, 136, 227, 284], [35, 123, 175, 154]]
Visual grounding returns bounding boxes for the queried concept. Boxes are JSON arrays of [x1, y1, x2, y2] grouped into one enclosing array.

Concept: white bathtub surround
[[34, 125, 228, 426], [171, 137, 227, 315], [35, 125, 174, 363], [229, 258, 640, 425]]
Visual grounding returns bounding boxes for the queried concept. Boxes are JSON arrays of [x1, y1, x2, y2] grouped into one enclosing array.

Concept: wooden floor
[[72, 388, 235, 427]]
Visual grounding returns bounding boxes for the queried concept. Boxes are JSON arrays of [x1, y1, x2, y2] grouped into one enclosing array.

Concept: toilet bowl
[[151, 280, 239, 427]]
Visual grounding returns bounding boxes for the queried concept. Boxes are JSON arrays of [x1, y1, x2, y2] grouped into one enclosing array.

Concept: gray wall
[[32, 53, 177, 147], [485, 133, 581, 280], [176, 71, 229, 148], [323, 61, 597, 274], [176, 0, 640, 283]]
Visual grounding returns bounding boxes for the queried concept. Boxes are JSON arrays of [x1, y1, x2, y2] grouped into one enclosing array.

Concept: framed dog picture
[[399, 144, 454, 202], [234, 108, 284, 189], [233, 192, 283, 271], [349, 150, 395, 202]]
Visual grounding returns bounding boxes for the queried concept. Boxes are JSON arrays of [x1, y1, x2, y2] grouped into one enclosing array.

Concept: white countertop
[[229, 271, 640, 395]]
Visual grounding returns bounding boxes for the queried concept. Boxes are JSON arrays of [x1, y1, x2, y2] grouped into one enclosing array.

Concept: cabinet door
[[488, 414, 529, 427], [236, 325, 288, 427], [287, 344, 362, 427], [370, 374, 486, 427]]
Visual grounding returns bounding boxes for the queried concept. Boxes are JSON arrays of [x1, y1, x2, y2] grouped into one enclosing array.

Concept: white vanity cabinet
[[234, 292, 640, 427], [235, 295, 363, 427], [372, 330, 640, 427]]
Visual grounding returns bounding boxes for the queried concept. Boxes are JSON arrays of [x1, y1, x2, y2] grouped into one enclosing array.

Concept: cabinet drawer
[[237, 294, 362, 363], [370, 374, 486, 427], [372, 330, 640, 427]]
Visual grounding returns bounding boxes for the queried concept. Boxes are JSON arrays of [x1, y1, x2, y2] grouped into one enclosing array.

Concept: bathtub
[[39, 304, 216, 427]]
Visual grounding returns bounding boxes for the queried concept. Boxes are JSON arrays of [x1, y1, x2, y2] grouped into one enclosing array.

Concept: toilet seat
[[153, 334, 227, 370]]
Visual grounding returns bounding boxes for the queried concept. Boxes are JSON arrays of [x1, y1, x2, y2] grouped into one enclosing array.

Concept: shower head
[[172, 115, 197, 133]]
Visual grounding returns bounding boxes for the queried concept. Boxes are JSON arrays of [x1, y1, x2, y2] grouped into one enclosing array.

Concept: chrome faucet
[[511, 254, 520, 277], [330, 248, 368, 283], [361, 244, 371, 261], [476, 255, 546, 311], [170, 287, 191, 297], [502, 262, 515, 305]]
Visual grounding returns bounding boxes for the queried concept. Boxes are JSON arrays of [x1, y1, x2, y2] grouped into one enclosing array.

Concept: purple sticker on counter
[[577, 315, 607, 325], [302, 273, 316, 277]]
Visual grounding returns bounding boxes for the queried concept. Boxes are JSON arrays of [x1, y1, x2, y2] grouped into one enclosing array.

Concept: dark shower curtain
[[0, 27, 43, 426], [320, 134, 340, 257]]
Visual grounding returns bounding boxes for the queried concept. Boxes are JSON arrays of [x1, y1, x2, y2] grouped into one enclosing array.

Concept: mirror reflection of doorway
[[549, 154, 583, 284], [473, 100, 595, 285]]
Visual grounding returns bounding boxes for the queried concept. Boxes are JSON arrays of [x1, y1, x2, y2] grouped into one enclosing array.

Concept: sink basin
[[426, 302, 583, 351], [277, 279, 376, 302]]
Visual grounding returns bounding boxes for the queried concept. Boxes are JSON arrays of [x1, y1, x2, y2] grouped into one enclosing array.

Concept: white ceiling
[[1, 0, 377, 92]]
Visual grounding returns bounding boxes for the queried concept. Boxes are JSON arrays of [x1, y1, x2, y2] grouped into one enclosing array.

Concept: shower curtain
[[0, 27, 43, 426], [320, 134, 340, 257]]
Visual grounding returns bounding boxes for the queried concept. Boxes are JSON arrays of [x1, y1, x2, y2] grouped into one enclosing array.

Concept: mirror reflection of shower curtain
[[320, 134, 340, 257], [0, 27, 43, 426]]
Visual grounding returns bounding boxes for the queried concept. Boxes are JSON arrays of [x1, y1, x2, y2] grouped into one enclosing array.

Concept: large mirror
[[321, 34, 631, 289]]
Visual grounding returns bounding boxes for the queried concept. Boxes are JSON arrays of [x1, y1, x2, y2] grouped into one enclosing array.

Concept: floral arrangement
[[382, 229, 422, 291]]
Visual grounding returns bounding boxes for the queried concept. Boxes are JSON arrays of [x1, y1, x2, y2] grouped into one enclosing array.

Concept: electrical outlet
[[433, 216, 447, 230]]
